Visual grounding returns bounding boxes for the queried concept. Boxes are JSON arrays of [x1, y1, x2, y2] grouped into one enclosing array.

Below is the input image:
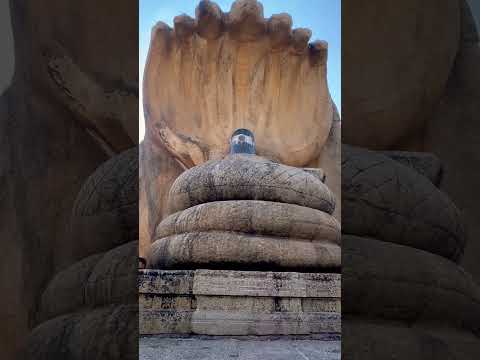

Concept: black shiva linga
[[230, 128, 256, 155]]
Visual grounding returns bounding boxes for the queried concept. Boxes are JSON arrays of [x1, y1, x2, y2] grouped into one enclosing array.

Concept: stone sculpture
[[342, 0, 480, 358], [148, 147, 340, 272], [140, 0, 341, 336], [140, 0, 341, 257], [24, 149, 139, 360], [0, 1, 139, 358]]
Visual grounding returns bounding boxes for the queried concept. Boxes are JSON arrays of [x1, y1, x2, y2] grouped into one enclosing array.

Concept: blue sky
[[139, 0, 341, 140]]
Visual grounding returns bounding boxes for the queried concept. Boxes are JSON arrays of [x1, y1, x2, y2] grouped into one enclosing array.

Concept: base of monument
[[139, 269, 341, 335]]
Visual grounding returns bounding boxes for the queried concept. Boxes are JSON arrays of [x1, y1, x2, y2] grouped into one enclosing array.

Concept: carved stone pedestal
[[139, 269, 341, 336]]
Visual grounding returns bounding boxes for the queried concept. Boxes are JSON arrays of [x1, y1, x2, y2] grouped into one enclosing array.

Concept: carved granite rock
[[39, 241, 138, 322], [157, 200, 340, 244], [342, 145, 465, 262], [24, 305, 138, 360], [342, 2, 480, 358], [342, 0, 460, 150], [24, 150, 138, 359], [1, 1, 138, 357], [148, 231, 340, 271], [167, 154, 336, 214], [148, 153, 340, 272], [144, 0, 333, 168], [68, 147, 138, 265], [342, 145, 480, 359], [140, 0, 341, 255]]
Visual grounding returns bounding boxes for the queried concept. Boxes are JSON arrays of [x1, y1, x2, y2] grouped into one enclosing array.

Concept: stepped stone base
[[139, 269, 341, 335]]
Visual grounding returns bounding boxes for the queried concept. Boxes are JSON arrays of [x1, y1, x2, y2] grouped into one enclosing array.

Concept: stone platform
[[140, 335, 341, 360], [139, 269, 341, 336]]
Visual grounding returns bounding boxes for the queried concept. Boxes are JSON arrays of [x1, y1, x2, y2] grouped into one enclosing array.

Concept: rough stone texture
[[192, 311, 340, 335], [340, 3, 480, 358], [316, 109, 341, 221], [139, 0, 341, 255], [1, 1, 138, 357], [139, 141, 184, 257], [342, 145, 465, 262], [39, 241, 138, 322], [16, 2, 138, 151], [140, 336, 341, 360], [423, 3, 480, 284], [148, 232, 340, 271], [342, 0, 480, 288], [157, 200, 340, 244], [168, 154, 335, 215], [144, 0, 333, 168], [342, 0, 460, 150], [148, 152, 340, 272], [24, 305, 138, 360], [22, 148, 139, 359], [341, 145, 480, 359], [68, 147, 139, 265], [343, 319, 480, 360], [139, 269, 341, 336], [380, 151, 443, 186], [343, 235, 480, 332], [193, 270, 341, 298]]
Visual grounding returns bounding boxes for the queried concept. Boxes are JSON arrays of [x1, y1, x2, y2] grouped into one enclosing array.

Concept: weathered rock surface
[[26, 148, 139, 359], [22, 1, 138, 152], [144, 0, 334, 168], [39, 241, 138, 322], [157, 200, 340, 244], [1, 0, 139, 354], [343, 235, 480, 333], [68, 147, 138, 265], [343, 318, 480, 360], [140, 0, 341, 258], [342, 145, 465, 262], [342, 0, 460, 150], [168, 154, 335, 215], [139, 269, 341, 335], [139, 141, 184, 257], [148, 231, 340, 271], [341, 144, 480, 359], [24, 305, 138, 360], [342, 0, 480, 288], [149, 152, 340, 272], [423, 2, 480, 283], [380, 150, 443, 186]]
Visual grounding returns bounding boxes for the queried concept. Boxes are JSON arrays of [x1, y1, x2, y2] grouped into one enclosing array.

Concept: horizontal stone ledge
[[140, 294, 196, 311], [194, 269, 340, 298], [191, 311, 341, 335], [140, 294, 340, 314], [194, 295, 340, 313], [140, 309, 341, 335], [140, 309, 193, 334], [138, 270, 194, 295], [139, 269, 341, 298]]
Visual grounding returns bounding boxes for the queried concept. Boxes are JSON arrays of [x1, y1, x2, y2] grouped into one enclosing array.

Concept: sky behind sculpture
[[139, 0, 341, 140]]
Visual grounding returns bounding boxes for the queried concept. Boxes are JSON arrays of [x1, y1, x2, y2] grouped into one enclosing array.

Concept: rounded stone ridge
[[156, 200, 340, 244], [167, 154, 336, 214], [147, 231, 340, 271], [342, 145, 466, 262]]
